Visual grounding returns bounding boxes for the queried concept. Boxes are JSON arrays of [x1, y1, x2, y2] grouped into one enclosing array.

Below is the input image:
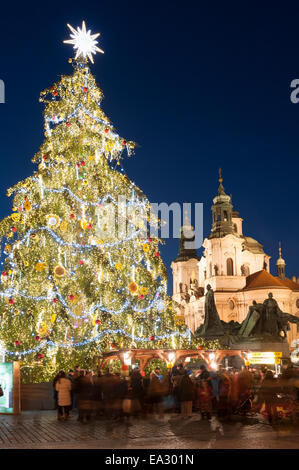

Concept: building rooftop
[[243, 269, 289, 290]]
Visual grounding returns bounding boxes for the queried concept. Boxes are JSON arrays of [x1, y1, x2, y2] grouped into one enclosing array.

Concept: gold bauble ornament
[[11, 213, 20, 222], [129, 282, 138, 295], [54, 265, 66, 278], [142, 243, 149, 253], [139, 286, 149, 296], [80, 219, 88, 230], [35, 262, 47, 272], [30, 233, 39, 242], [46, 214, 60, 229], [60, 221, 68, 232], [24, 200, 32, 211]]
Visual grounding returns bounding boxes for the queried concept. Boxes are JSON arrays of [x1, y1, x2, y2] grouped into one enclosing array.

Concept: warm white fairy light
[[63, 21, 104, 63]]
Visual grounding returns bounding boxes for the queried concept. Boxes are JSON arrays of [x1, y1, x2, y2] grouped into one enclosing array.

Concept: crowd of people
[[53, 361, 299, 425]]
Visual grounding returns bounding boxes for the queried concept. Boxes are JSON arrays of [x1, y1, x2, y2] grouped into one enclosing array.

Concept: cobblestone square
[[1, 411, 299, 449]]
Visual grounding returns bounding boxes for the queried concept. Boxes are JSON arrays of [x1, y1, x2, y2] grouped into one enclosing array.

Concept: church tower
[[198, 169, 270, 295], [209, 168, 235, 239], [276, 242, 286, 280], [171, 211, 200, 303]]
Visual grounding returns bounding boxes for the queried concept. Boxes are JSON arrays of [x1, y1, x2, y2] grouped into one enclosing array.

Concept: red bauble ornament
[[122, 140, 127, 146], [87, 224, 92, 229], [78, 260, 84, 266], [104, 128, 109, 133], [95, 319, 101, 325], [9, 298, 15, 304], [12, 227, 17, 233], [148, 238, 153, 242], [138, 295, 144, 299], [70, 213, 75, 219], [82, 242, 86, 246], [155, 252, 160, 257], [14, 340, 20, 347], [37, 354, 44, 360], [66, 122, 71, 127], [42, 155, 47, 160], [69, 295, 74, 300], [18, 206, 23, 211], [83, 87, 88, 92], [50, 86, 54, 90], [80, 161, 85, 166], [52, 298, 58, 303], [53, 91, 58, 97], [149, 335, 155, 341], [35, 336, 40, 342], [2, 272, 7, 277]]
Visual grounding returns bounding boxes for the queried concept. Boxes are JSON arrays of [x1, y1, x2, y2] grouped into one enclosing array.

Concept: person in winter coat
[[172, 368, 184, 413], [55, 370, 72, 421], [218, 370, 232, 419], [177, 371, 195, 418], [199, 364, 211, 383], [198, 379, 213, 419], [77, 371, 95, 423], [147, 368, 163, 418], [53, 371, 62, 410], [256, 370, 279, 424], [210, 371, 221, 413]]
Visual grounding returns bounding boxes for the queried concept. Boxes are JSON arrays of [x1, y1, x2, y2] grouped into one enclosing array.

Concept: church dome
[[242, 236, 264, 254]]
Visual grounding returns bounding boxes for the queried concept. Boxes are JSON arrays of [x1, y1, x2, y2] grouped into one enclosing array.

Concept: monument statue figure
[[237, 293, 299, 339], [238, 300, 264, 337], [195, 290, 299, 347], [262, 292, 282, 336], [198, 284, 224, 336]]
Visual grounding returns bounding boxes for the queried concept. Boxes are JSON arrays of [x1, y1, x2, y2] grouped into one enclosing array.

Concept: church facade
[[171, 172, 299, 349]]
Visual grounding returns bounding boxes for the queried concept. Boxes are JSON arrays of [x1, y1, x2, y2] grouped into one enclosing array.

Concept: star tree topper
[[63, 21, 104, 63]]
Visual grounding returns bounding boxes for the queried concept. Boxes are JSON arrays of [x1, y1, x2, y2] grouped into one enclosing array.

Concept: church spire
[[173, 207, 200, 263], [276, 241, 286, 279], [218, 167, 226, 195], [208, 168, 235, 239]]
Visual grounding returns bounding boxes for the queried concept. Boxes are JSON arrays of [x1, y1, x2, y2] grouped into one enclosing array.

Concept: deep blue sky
[[0, 0, 299, 292]]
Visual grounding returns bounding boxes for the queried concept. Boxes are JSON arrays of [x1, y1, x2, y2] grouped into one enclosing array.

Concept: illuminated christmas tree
[[0, 22, 193, 382]]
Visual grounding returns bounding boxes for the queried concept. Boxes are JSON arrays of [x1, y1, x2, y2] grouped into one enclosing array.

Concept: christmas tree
[[0, 22, 193, 382]]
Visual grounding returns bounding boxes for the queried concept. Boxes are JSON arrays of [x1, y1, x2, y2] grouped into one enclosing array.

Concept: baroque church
[[171, 171, 299, 349]]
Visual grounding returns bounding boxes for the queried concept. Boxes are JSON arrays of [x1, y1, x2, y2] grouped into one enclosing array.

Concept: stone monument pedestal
[[231, 338, 290, 358]]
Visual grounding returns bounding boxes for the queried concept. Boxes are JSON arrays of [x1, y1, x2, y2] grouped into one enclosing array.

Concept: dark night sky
[[0, 0, 298, 293]]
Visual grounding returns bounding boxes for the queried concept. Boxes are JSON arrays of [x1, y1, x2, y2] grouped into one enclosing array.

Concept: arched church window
[[217, 214, 221, 221], [223, 210, 228, 221], [296, 299, 299, 309], [227, 258, 234, 276], [228, 300, 235, 310], [209, 262, 212, 277], [234, 223, 238, 233]]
